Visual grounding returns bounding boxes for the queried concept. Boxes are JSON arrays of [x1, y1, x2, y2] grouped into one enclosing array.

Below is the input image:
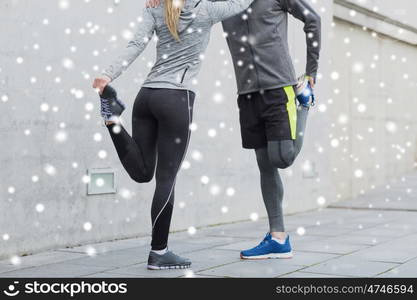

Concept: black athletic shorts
[[237, 86, 297, 149]]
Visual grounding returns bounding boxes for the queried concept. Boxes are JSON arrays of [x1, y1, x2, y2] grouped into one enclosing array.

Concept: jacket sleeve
[[205, 0, 255, 24], [282, 0, 321, 79], [102, 8, 156, 81]]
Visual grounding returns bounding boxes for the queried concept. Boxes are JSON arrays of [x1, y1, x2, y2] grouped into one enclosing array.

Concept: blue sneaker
[[296, 74, 315, 107], [240, 233, 293, 260]]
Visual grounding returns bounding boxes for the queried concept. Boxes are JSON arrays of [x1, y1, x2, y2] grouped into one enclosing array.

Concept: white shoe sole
[[240, 251, 293, 260], [147, 264, 191, 270], [107, 115, 121, 124]]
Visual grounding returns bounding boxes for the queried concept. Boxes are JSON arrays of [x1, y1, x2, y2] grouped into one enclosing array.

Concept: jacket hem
[[237, 81, 298, 95], [142, 82, 196, 94]]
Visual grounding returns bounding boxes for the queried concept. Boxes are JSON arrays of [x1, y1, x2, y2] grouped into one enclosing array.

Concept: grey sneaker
[[147, 251, 192, 270], [99, 85, 126, 123]]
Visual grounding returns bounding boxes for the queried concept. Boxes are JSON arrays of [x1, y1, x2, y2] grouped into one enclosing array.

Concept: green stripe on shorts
[[283, 86, 297, 140]]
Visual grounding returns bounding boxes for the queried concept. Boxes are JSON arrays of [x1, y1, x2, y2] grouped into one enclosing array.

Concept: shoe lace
[[101, 98, 112, 117], [253, 233, 270, 249]]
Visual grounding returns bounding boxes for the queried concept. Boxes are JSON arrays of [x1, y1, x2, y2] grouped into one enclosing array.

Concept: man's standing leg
[[264, 86, 310, 244], [238, 89, 294, 259], [255, 148, 285, 234]]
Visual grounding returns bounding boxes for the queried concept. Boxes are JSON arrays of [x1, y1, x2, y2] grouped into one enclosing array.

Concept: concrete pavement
[[1, 171, 416, 278]]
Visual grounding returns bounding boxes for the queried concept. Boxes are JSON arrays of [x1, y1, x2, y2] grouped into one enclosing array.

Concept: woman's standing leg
[[106, 88, 158, 182], [149, 89, 195, 251]]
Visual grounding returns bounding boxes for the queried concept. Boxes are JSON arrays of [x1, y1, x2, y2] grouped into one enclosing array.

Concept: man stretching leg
[[147, 0, 321, 259], [221, 0, 321, 259]]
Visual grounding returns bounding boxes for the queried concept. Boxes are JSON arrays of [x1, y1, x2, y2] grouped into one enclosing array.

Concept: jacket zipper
[[180, 66, 189, 84], [245, 19, 261, 90]]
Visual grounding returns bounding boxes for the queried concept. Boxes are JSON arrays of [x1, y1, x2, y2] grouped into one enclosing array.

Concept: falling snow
[[1, 0, 416, 264]]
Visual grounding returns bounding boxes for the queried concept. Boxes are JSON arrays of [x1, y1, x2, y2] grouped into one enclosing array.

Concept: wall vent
[[87, 168, 116, 195]]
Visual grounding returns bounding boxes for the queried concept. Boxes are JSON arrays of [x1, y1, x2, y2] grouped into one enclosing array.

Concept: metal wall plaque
[[87, 168, 116, 195]]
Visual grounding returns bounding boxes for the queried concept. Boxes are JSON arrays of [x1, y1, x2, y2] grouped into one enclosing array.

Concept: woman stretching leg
[[107, 88, 194, 254], [93, 0, 256, 270]]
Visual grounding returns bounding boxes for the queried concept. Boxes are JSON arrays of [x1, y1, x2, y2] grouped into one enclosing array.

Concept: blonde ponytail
[[164, 0, 184, 41]]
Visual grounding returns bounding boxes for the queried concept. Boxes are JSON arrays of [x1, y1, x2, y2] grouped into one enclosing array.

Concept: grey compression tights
[[255, 106, 309, 232]]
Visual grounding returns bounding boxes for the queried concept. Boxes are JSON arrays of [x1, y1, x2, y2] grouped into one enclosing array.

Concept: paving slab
[[203, 227, 268, 239], [0, 251, 86, 274], [63, 247, 149, 268], [298, 225, 355, 237], [279, 271, 349, 278], [214, 238, 267, 251], [0, 263, 114, 278], [331, 191, 417, 211], [105, 249, 240, 278], [342, 234, 417, 263], [322, 234, 384, 246], [294, 239, 369, 255], [284, 251, 340, 267], [352, 225, 415, 238], [0, 263, 24, 275], [165, 240, 222, 254], [173, 235, 247, 247], [215, 242, 338, 267], [82, 272, 147, 278], [184, 249, 241, 271], [105, 264, 190, 278], [377, 258, 417, 278], [56, 237, 149, 255], [197, 260, 303, 278]]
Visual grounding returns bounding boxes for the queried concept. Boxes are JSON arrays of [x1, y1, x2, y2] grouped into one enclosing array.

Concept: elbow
[[305, 13, 321, 36], [308, 12, 321, 27], [316, 14, 322, 29]]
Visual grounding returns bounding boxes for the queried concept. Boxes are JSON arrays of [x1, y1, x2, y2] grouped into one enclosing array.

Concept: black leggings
[[107, 87, 195, 250]]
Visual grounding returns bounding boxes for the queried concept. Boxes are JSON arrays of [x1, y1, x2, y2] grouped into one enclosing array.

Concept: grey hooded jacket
[[102, 0, 255, 93], [220, 0, 321, 94]]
